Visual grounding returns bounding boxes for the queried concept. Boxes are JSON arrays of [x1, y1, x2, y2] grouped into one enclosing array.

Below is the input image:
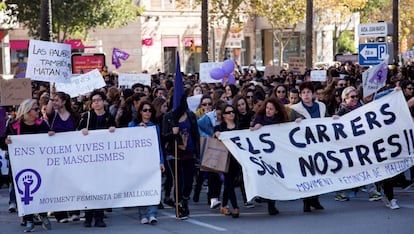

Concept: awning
[[10, 40, 29, 50], [64, 39, 95, 49], [184, 37, 201, 47], [161, 37, 179, 47]]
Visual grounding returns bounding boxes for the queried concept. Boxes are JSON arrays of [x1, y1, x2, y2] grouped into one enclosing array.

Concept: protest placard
[[199, 62, 222, 83], [0, 78, 32, 106], [362, 60, 388, 98], [310, 70, 327, 82], [219, 91, 414, 201], [264, 65, 283, 79], [289, 57, 306, 74], [187, 94, 202, 112], [26, 40, 72, 83], [55, 69, 105, 97], [8, 127, 161, 216], [118, 73, 151, 88]]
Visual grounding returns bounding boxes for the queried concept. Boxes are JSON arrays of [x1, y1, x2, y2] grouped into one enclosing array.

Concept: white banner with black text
[[8, 127, 161, 216], [219, 91, 414, 201]]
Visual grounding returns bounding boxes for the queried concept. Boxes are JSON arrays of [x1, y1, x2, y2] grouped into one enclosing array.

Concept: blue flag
[[173, 51, 184, 111]]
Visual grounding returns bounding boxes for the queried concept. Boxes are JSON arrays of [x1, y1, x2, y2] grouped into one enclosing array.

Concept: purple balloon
[[210, 67, 225, 80], [222, 60, 235, 74], [222, 74, 236, 85]]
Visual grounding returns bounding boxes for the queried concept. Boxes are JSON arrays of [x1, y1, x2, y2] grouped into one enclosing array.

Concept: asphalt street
[[0, 184, 413, 234]]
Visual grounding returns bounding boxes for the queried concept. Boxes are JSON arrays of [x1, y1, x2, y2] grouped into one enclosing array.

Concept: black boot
[[310, 196, 324, 210], [267, 200, 279, 215], [303, 199, 311, 212], [83, 211, 93, 227], [182, 199, 190, 216], [94, 210, 106, 227]]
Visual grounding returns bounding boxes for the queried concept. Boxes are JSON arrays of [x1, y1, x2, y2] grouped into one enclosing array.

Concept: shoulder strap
[[86, 111, 91, 130]]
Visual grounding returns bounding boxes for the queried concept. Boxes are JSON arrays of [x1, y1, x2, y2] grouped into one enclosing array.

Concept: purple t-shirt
[[49, 110, 75, 132]]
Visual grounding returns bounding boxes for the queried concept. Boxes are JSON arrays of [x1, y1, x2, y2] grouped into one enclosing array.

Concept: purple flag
[[112, 48, 130, 69], [173, 51, 184, 111], [369, 62, 388, 84]]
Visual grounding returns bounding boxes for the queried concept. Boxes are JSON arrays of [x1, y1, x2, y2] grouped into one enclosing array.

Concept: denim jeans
[[138, 205, 158, 219]]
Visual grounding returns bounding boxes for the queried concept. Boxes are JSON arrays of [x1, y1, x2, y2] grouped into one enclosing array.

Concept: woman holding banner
[[250, 97, 290, 215], [77, 90, 116, 228], [46, 87, 81, 223], [214, 104, 242, 218], [290, 82, 327, 212], [2, 99, 51, 232], [128, 100, 165, 225]]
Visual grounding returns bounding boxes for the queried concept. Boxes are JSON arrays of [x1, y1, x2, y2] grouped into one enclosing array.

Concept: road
[[0, 184, 413, 234]]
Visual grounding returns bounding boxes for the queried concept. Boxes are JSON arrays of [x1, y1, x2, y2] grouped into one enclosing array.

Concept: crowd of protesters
[[1, 60, 414, 232]]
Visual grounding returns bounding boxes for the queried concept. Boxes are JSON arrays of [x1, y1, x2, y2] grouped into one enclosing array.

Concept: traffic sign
[[358, 22, 393, 38], [358, 43, 392, 66]]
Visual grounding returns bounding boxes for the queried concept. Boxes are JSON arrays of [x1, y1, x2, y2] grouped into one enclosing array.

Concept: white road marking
[[160, 211, 227, 231]]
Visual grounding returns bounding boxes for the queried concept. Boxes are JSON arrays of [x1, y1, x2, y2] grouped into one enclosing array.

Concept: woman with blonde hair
[[1, 99, 51, 232]]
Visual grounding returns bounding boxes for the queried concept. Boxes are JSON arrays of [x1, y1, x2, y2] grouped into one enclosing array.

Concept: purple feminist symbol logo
[[15, 169, 41, 205], [369, 63, 388, 84]]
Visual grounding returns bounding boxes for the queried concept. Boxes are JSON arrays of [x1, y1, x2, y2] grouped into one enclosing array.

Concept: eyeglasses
[[349, 95, 358, 99], [92, 98, 103, 103], [224, 110, 235, 114], [202, 102, 212, 106], [277, 90, 286, 93], [30, 107, 40, 112], [338, 84, 346, 87], [142, 108, 152, 113], [406, 87, 414, 91], [246, 95, 253, 99]]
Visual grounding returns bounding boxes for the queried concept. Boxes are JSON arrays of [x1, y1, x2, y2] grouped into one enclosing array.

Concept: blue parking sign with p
[[359, 42, 391, 66]]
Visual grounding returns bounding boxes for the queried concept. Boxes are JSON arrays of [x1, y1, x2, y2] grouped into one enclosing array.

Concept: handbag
[[200, 137, 230, 173]]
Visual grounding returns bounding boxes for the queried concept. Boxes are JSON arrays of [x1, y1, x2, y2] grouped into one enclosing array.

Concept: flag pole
[[174, 140, 179, 219], [173, 51, 184, 220]]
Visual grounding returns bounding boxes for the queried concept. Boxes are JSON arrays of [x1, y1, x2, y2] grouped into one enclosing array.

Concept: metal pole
[[40, 0, 52, 41], [392, 0, 399, 64], [201, 0, 209, 62], [305, 0, 313, 69]]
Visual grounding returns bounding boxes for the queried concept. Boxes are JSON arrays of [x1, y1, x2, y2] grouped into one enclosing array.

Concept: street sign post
[[358, 43, 392, 66], [358, 22, 393, 38]]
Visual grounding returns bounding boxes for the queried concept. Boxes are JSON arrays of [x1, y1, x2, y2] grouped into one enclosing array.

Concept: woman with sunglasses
[[334, 87, 386, 204], [214, 104, 241, 218], [250, 97, 290, 216], [272, 84, 289, 105], [129, 101, 165, 224], [2, 99, 51, 232], [194, 95, 213, 119]]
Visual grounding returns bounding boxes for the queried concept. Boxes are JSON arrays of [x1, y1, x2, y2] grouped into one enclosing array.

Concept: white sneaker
[[210, 198, 221, 209], [382, 197, 390, 208], [69, 214, 80, 222], [149, 216, 157, 225], [140, 217, 149, 224], [59, 218, 69, 223], [389, 199, 400, 210], [8, 202, 16, 213]]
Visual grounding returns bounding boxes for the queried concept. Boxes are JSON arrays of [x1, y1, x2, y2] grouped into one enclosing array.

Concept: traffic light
[[190, 39, 195, 52]]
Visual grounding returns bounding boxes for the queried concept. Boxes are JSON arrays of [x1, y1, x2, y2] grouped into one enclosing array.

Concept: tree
[[314, 0, 366, 57], [178, 0, 251, 61], [360, 0, 414, 55], [252, 0, 306, 66], [337, 31, 356, 54], [6, 0, 143, 42]]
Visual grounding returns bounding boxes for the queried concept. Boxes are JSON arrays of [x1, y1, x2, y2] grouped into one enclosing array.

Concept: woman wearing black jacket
[[2, 99, 51, 232], [77, 90, 116, 228]]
